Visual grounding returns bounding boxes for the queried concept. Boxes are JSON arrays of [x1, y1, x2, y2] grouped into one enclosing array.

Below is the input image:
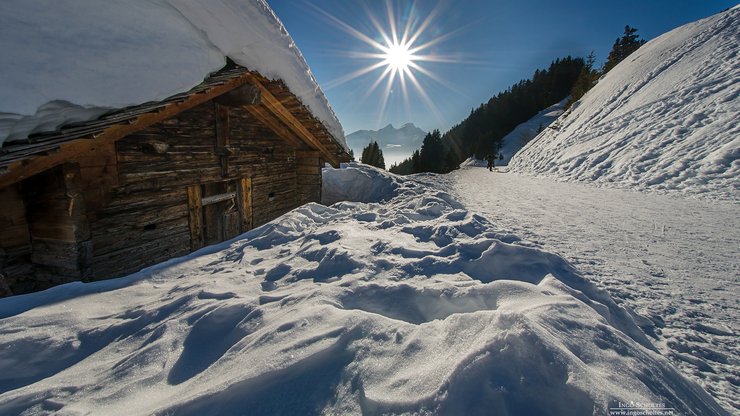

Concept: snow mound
[[0, 0, 346, 148], [0, 164, 726, 415], [510, 7, 739, 200], [321, 162, 401, 205]]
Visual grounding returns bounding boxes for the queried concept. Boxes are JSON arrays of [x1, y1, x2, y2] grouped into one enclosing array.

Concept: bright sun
[[310, 1, 462, 123], [382, 41, 414, 71]]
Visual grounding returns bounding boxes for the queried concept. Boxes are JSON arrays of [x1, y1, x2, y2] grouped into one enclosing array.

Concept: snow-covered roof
[[0, 0, 347, 150]]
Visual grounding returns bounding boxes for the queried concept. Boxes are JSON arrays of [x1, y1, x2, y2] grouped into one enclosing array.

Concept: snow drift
[[0, 164, 727, 415], [510, 7, 739, 200], [0, 0, 346, 148]]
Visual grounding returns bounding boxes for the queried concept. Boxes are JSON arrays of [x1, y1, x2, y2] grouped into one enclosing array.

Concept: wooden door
[[188, 177, 252, 250]]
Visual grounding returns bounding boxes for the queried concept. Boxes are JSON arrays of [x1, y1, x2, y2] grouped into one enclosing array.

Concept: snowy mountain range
[[509, 6, 739, 200], [346, 123, 426, 159]]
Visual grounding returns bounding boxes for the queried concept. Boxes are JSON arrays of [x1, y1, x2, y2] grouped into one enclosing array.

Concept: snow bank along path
[[510, 6, 739, 200], [0, 164, 727, 415], [0, 0, 347, 149], [449, 166, 739, 412]]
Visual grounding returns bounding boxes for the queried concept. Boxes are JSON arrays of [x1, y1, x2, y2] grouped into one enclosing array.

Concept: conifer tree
[[603, 26, 646, 73], [419, 130, 445, 173], [360, 141, 385, 169], [566, 51, 599, 108]]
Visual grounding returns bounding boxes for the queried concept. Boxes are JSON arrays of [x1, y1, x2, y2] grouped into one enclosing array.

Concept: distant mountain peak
[[346, 123, 427, 154]]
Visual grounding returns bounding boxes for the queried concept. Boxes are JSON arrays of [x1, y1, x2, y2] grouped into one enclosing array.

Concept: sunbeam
[[310, 0, 462, 125]]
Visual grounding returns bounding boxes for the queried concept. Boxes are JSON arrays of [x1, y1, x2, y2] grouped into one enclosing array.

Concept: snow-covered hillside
[[0, 164, 727, 415], [0, 0, 346, 148], [498, 99, 566, 165], [510, 6, 739, 200]]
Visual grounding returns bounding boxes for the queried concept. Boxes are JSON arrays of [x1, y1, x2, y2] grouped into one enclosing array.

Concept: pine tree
[[419, 130, 445, 173], [360, 141, 386, 169], [603, 26, 646, 73], [566, 51, 599, 108]]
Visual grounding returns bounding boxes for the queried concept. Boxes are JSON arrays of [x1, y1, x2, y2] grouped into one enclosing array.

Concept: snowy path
[[448, 166, 739, 411]]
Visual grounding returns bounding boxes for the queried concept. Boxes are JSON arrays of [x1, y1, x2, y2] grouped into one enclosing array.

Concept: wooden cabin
[[0, 66, 351, 295]]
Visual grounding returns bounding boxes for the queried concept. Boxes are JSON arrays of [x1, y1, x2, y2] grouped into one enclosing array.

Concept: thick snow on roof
[[0, 0, 347, 149], [509, 7, 739, 200], [0, 164, 727, 415]]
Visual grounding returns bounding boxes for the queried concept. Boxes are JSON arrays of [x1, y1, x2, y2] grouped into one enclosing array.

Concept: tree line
[[375, 26, 645, 175]]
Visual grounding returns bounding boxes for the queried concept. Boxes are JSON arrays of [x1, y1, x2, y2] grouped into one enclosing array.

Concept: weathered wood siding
[[295, 150, 322, 205], [0, 184, 32, 294], [86, 100, 299, 279], [18, 165, 91, 291], [0, 96, 326, 294]]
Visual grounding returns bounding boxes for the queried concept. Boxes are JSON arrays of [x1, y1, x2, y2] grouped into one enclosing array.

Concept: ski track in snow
[[449, 166, 739, 412]]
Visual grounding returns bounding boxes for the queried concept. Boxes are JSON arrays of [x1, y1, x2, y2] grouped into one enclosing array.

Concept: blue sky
[[269, 0, 736, 135]]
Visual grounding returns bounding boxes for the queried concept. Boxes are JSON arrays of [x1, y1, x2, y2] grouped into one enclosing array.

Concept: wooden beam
[[215, 103, 230, 178], [187, 185, 204, 251], [0, 73, 255, 189], [237, 177, 252, 232], [245, 75, 341, 167], [201, 191, 236, 206]]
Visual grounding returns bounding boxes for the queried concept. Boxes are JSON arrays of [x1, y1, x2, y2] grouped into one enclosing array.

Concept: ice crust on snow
[[0, 0, 347, 149], [0, 164, 727, 415], [509, 7, 739, 200]]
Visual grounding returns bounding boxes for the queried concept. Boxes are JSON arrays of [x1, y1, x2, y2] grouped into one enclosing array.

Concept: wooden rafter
[[246, 74, 341, 167]]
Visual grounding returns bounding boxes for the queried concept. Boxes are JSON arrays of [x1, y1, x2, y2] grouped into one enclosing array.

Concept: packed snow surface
[[0, 164, 728, 415], [450, 166, 739, 412], [510, 7, 739, 200], [0, 0, 346, 149]]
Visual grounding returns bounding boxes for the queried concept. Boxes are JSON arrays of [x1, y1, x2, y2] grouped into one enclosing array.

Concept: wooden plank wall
[[21, 165, 91, 289], [0, 184, 32, 294], [85, 100, 298, 279], [295, 151, 323, 205]]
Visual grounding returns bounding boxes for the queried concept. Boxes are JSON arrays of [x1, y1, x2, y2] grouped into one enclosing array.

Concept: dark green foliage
[[444, 56, 585, 162], [348, 148, 355, 160], [420, 129, 445, 173], [391, 56, 585, 175], [390, 131, 458, 175], [566, 52, 599, 109], [360, 141, 385, 169], [389, 150, 419, 175], [603, 26, 646, 73]]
